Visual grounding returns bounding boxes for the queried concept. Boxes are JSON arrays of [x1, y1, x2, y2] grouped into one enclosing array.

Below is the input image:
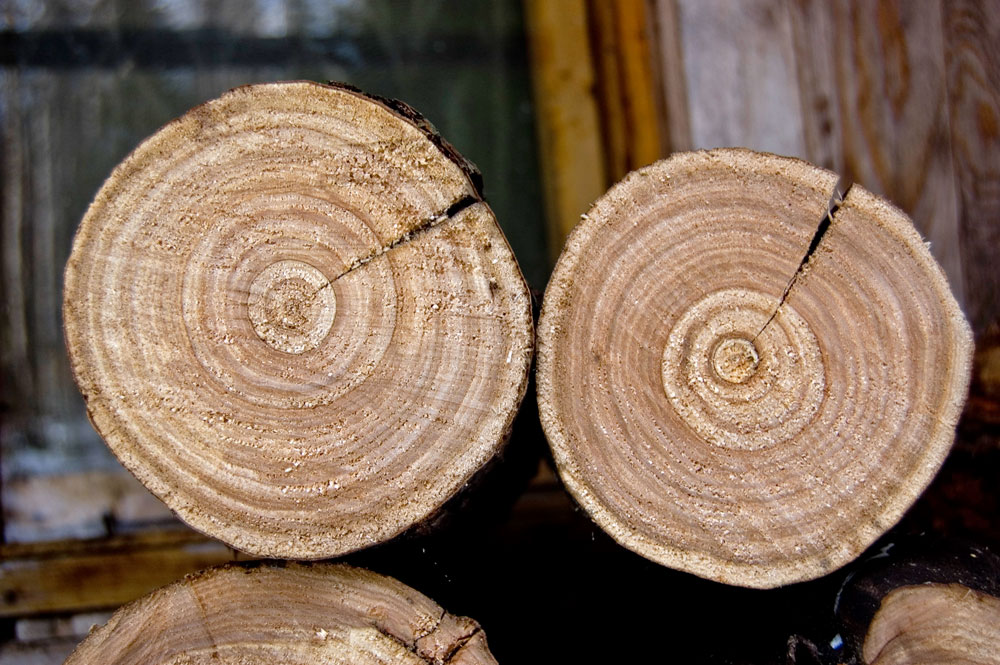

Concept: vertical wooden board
[[612, 0, 665, 170], [588, 0, 666, 181], [819, 0, 965, 306], [786, 0, 846, 174], [944, 0, 1000, 336], [524, 0, 607, 260], [673, 0, 807, 157], [649, 0, 692, 151], [589, 0, 631, 182]]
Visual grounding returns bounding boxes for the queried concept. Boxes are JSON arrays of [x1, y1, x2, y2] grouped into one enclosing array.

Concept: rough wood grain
[[789, 0, 966, 308], [536, 149, 972, 588], [863, 584, 1000, 665], [831, 535, 1000, 661], [61, 81, 533, 560], [944, 0, 1000, 336], [63, 562, 497, 665], [786, 0, 845, 174]]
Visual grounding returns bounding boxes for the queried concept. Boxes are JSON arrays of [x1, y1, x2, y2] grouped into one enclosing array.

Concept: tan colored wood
[[64, 562, 497, 665], [524, 0, 608, 259], [62, 81, 533, 560], [536, 149, 972, 588], [863, 584, 1000, 665], [0, 531, 237, 618]]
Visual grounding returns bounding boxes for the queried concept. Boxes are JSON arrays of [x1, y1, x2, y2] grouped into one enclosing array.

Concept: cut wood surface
[[62, 81, 534, 559], [64, 562, 497, 665], [536, 148, 973, 588], [863, 583, 1000, 665]]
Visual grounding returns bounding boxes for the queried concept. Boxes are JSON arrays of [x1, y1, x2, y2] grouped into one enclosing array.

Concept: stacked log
[[62, 81, 534, 560], [64, 563, 498, 665], [536, 149, 973, 588]]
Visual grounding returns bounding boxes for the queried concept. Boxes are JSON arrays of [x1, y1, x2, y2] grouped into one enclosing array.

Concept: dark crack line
[[754, 177, 853, 341], [367, 608, 480, 665], [322, 193, 480, 288], [440, 626, 482, 664]]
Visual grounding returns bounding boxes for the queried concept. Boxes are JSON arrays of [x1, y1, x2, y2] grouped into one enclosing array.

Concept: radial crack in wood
[[755, 176, 851, 340], [63, 562, 499, 665], [62, 81, 534, 559], [330, 194, 481, 285], [536, 148, 973, 588], [863, 584, 1000, 665]]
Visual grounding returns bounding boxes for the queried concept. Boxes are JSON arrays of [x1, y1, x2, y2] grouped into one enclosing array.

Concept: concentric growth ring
[[65, 563, 498, 665], [537, 148, 972, 588], [63, 81, 533, 558]]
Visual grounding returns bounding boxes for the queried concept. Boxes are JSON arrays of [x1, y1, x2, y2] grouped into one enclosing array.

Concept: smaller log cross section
[[864, 583, 1000, 665], [64, 562, 498, 665], [537, 148, 972, 588], [62, 81, 534, 559]]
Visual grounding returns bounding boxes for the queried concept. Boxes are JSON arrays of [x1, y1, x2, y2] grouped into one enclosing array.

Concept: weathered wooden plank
[[791, 0, 965, 306], [0, 530, 238, 617], [15, 612, 113, 642], [673, 0, 807, 157], [566, 0, 667, 192], [786, 0, 846, 174], [524, 0, 607, 259], [944, 0, 1000, 336], [589, 0, 632, 181], [648, 0, 692, 151]]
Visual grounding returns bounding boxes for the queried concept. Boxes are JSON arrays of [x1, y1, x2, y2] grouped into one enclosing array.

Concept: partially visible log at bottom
[[863, 584, 1000, 665], [833, 536, 1000, 662], [63, 562, 497, 665]]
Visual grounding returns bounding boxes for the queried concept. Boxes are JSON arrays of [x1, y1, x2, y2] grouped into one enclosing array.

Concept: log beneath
[[863, 584, 1000, 665], [536, 148, 972, 588], [64, 562, 497, 665], [62, 81, 534, 559]]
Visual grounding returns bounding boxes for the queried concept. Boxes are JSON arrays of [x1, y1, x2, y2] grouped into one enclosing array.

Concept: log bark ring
[[63, 81, 533, 559], [64, 563, 498, 665], [536, 149, 973, 588]]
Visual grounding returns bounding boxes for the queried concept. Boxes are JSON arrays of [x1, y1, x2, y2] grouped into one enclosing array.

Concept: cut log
[[863, 583, 1000, 665], [63, 562, 497, 665], [831, 535, 1000, 662], [536, 148, 973, 588], [62, 81, 534, 559]]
